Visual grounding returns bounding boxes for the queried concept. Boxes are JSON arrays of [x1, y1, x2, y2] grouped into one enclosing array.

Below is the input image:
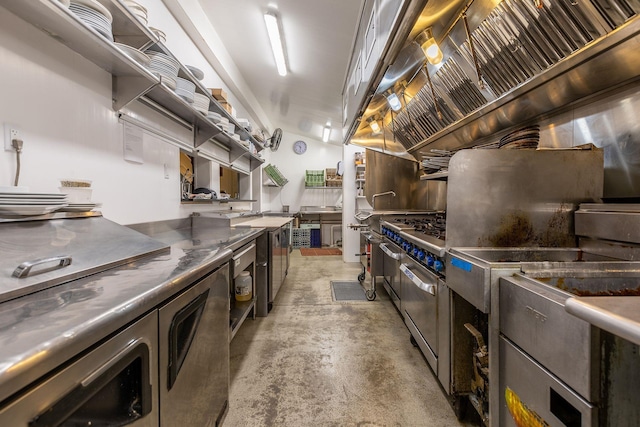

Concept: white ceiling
[[197, 0, 364, 145]]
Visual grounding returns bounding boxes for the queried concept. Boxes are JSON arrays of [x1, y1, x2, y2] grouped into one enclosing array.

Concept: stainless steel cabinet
[[0, 311, 159, 426], [270, 223, 291, 305], [159, 263, 230, 426]]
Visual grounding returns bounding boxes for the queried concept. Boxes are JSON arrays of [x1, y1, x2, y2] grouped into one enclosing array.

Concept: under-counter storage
[[0, 311, 159, 426], [230, 241, 257, 340], [159, 263, 230, 426]]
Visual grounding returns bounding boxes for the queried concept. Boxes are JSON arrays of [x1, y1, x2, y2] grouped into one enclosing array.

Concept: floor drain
[[331, 281, 367, 301]]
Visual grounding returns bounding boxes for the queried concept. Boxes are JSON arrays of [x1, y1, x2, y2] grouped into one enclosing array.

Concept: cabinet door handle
[[13, 255, 72, 278], [400, 263, 437, 295], [380, 243, 402, 260]]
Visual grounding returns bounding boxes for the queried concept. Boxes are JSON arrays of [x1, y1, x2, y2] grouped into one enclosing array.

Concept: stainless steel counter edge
[[0, 227, 264, 404], [565, 297, 640, 346]]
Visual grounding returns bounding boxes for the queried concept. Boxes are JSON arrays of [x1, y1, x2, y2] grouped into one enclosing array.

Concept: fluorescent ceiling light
[[264, 11, 287, 76], [322, 125, 331, 142]]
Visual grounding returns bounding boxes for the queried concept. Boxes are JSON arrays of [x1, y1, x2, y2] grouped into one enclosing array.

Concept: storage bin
[[310, 229, 321, 248], [305, 170, 325, 187], [292, 228, 311, 249]]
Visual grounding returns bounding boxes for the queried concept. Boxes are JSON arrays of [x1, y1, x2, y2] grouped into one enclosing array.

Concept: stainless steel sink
[[449, 247, 615, 263], [528, 275, 640, 297], [447, 247, 622, 313]]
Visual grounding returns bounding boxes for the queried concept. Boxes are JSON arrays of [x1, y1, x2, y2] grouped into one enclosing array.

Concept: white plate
[[0, 199, 68, 205], [186, 65, 204, 80], [0, 205, 66, 215], [175, 77, 195, 91], [70, 0, 112, 22], [114, 43, 150, 67], [58, 204, 100, 212], [0, 192, 67, 199]]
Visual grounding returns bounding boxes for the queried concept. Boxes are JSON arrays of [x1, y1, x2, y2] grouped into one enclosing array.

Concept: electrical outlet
[[4, 123, 20, 151]]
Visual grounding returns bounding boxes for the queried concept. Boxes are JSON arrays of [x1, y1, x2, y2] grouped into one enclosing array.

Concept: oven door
[[159, 263, 230, 427], [0, 311, 158, 426], [500, 336, 596, 427], [400, 260, 441, 372], [380, 241, 403, 310]]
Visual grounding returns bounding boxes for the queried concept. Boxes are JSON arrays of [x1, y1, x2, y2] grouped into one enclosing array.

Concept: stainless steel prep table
[[566, 297, 640, 346], [0, 221, 262, 406]]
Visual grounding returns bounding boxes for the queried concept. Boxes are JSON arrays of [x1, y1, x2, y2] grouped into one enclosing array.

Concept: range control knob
[[413, 247, 419, 257], [417, 250, 425, 261], [426, 255, 434, 267], [434, 260, 444, 273]]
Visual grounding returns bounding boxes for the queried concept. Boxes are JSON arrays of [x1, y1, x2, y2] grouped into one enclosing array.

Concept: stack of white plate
[[149, 27, 167, 43], [59, 202, 102, 212], [145, 51, 180, 90], [0, 192, 68, 216], [175, 77, 196, 104], [123, 0, 148, 26], [193, 93, 210, 114], [236, 118, 252, 132], [207, 111, 222, 123], [186, 65, 204, 81], [114, 42, 150, 67], [69, 0, 113, 41]]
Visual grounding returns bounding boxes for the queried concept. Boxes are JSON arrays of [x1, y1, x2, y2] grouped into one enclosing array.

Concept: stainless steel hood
[[346, 0, 640, 161]]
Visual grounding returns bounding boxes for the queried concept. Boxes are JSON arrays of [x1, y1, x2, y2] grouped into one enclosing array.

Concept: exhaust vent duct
[[347, 0, 640, 160]]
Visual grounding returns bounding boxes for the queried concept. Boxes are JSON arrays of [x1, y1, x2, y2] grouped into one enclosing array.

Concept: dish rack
[[264, 164, 288, 187]]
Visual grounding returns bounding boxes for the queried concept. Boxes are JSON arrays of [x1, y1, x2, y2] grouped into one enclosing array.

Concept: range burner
[[381, 213, 447, 276]]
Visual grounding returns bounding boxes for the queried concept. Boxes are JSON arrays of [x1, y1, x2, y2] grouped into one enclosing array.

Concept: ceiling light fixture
[[264, 11, 288, 76], [322, 124, 331, 142], [385, 90, 402, 111], [416, 27, 443, 65]]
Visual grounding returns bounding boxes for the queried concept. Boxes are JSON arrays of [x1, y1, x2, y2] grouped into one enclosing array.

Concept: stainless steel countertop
[[0, 223, 263, 403], [565, 297, 640, 346], [234, 216, 294, 229]]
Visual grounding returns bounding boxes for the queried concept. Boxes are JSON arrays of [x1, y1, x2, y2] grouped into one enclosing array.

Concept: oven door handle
[[380, 243, 402, 260], [400, 263, 437, 295]]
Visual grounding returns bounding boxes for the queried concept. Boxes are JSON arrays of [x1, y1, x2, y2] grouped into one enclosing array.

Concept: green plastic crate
[[305, 170, 324, 187]]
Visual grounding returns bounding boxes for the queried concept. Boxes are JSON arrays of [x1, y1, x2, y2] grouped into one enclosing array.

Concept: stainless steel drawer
[[500, 336, 596, 427], [232, 242, 256, 278], [499, 275, 599, 401]]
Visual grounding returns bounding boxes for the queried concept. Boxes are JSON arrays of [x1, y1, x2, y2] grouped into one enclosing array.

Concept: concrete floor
[[225, 250, 473, 426]]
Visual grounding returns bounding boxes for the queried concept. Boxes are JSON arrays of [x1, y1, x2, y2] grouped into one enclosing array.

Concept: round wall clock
[[293, 140, 307, 155]]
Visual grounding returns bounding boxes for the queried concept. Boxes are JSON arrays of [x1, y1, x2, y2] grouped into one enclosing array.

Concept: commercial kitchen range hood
[[346, 0, 640, 161]]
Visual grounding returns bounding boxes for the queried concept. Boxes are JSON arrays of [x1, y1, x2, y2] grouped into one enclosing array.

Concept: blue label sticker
[[451, 257, 472, 272]]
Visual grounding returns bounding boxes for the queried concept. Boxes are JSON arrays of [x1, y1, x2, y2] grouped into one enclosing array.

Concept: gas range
[[381, 213, 447, 277]]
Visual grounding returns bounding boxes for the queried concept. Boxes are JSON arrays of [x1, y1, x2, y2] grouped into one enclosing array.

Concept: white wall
[[263, 131, 343, 212]]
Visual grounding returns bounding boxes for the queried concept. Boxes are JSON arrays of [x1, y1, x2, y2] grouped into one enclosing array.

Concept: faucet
[[371, 191, 396, 209]]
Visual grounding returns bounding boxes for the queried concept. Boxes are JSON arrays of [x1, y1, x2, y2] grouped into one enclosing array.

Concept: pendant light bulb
[[368, 117, 381, 134], [417, 28, 443, 65], [386, 91, 402, 111]]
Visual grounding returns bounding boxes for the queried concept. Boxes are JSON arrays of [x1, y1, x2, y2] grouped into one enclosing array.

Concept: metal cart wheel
[[365, 289, 376, 301], [357, 271, 365, 284]]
